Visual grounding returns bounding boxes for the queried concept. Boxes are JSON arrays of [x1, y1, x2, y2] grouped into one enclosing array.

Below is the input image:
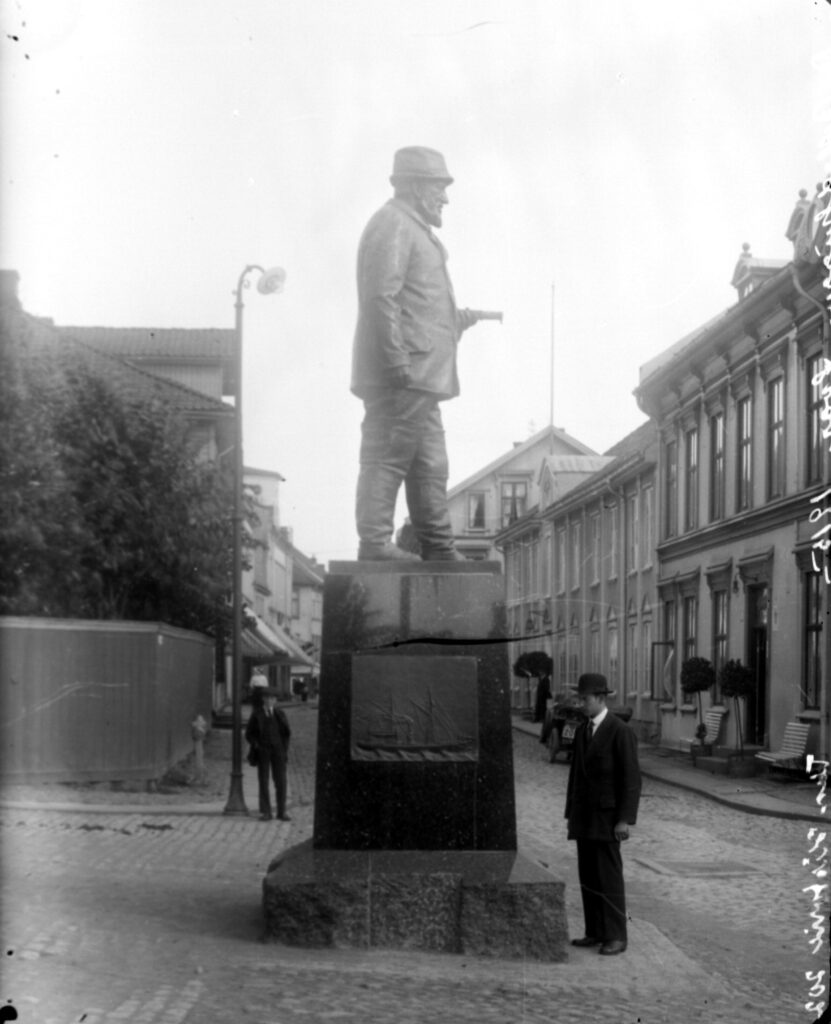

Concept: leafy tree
[[717, 659, 755, 756], [0, 309, 250, 638], [513, 650, 554, 721], [513, 650, 554, 680], [0, 311, 85, 615]]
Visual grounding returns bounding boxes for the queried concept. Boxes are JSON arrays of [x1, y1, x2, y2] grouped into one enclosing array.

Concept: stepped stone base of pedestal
[[262, 840, 568, 961]]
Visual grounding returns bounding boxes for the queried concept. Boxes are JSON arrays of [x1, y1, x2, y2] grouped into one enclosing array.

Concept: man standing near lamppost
[[245, 689, 292, 822], [350, 145, 500, 561], [565, 673, 641, 956]]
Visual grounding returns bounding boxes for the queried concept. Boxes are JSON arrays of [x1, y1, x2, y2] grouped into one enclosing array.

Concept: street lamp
[[224, 263, 286, 816]]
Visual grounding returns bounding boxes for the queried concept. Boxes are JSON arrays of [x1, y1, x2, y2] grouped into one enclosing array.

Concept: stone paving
[[1, 706, 827, 1023], [513, 728, 824, 1024]]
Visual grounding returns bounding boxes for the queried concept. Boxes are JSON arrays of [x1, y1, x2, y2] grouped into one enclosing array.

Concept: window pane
[[571, 522, 581, 588], [591, 514, 600, 583], [557, 529, 567, 593], [807, 354, 826, 486], [710, 414, 725, 521], [683, 595, 697, 663], [711, 589, 728, 701], [608, 505, 618, 578], [804, 573, 823, 709], [660, 600, 677, 701], [737, 398, 752, 512], [501, 482, 527, 527], [685, 430, 698, 531], [468, 492, 485, 530], [627, 494, 638, 571], [767, 378, 785, 499], [665, 441, 678, 536], [641, 488, 653, 567]]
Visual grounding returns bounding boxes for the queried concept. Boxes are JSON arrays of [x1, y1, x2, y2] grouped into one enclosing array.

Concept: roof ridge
[[448, 424, 596, 496], [69, 337, 232, 412]]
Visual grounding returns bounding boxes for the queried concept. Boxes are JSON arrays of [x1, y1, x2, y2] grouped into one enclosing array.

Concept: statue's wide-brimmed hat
[[576, 673, 614, 697], [390, 146, 454, 185]]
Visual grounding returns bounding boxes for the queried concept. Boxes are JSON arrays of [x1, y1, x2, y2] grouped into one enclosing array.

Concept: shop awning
[[242, 613, 314, 668], [241, 626, 283, 661]]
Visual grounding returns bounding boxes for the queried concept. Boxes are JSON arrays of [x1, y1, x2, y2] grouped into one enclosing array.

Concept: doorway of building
[[746, 584, 769, 746]]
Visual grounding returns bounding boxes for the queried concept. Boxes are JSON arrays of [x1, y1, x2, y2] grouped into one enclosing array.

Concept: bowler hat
[[390, 146, 454, 185], [576, 673, 612, 696]]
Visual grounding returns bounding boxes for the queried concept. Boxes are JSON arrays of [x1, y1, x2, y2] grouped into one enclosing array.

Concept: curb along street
[[512, 715, 828, 824]]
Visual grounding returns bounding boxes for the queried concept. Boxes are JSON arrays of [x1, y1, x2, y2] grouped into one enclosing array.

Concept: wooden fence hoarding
[[0, 617, 214, 782]]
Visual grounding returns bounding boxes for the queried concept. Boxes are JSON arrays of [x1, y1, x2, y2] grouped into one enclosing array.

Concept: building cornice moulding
[[656, 492, 809, 561]]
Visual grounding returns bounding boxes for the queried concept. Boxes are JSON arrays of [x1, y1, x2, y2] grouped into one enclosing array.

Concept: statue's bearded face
[[413, 180, 449, 228]]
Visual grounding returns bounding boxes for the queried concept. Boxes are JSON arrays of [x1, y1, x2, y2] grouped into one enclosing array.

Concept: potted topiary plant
[[681, 656, 716, 758], [717, 658, 756, 777]]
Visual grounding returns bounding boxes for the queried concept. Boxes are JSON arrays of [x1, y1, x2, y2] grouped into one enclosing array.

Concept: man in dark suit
[[565, 672, 641, 956], [245, 690, 292, 821]]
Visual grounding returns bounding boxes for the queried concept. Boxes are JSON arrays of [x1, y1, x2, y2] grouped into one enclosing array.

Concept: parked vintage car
[[540, 692, 633, 762]]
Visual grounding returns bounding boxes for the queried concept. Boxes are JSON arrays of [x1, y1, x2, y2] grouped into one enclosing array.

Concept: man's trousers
[[257, 749, 287, 819], [575, 838, 628, 942], [356, 389, 456, 556]]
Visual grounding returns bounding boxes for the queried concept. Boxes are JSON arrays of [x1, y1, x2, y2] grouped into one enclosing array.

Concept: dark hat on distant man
[[576, 673, 613, 696], [390, 146, 454, 185]]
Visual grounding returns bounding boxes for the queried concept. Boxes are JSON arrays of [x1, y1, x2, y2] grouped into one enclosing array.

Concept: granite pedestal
[[263, 561, 568, 961]]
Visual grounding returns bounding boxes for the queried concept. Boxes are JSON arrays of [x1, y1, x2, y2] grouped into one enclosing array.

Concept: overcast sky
[[2, 1, 829, 564]]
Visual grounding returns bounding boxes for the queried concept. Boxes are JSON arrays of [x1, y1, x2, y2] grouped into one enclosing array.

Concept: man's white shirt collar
[[591, 707, 609, 729]]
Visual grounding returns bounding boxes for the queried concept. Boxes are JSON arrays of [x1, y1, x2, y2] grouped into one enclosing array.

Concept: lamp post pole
[[224, 263, 286, 816]]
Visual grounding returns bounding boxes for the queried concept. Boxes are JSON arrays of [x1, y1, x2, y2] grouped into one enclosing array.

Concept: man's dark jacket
[[565, 712, 641, 842], [351, 198, 468, 400], [245, 706, 291, 762]]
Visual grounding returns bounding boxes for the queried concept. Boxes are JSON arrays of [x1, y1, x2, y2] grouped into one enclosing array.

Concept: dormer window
[[730, 242, 787, 301]]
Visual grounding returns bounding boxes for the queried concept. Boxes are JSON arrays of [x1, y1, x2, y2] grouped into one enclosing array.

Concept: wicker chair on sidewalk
[[702, 707, 728, 746], [755, 722, 811, 774]]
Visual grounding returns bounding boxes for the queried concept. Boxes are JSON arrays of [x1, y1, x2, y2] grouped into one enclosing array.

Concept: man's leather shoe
[[357, 542, 414, 561], [277, 814, 292, 821], [599, 940, 627, 956], [571, 937, 602, 947]]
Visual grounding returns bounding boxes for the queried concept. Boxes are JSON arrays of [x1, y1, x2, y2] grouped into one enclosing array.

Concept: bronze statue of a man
[[351, 146, 491, 561]]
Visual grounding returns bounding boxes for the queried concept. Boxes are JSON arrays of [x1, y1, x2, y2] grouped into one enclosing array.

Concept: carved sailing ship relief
[[350, 655, 479, 763]]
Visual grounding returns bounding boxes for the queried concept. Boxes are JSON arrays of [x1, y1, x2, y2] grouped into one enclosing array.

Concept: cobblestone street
[[2, 706, 826, 1023], [513, 730, 817, 1024]]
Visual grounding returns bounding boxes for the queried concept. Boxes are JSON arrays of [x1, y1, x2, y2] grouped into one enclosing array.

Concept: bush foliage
[[513, 650, 554, 678]]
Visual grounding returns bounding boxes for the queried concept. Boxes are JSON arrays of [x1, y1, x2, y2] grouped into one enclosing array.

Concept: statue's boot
[[356, 467, 414, 560], [406, 475, 466, 561], [357, 542, 413, 561]]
